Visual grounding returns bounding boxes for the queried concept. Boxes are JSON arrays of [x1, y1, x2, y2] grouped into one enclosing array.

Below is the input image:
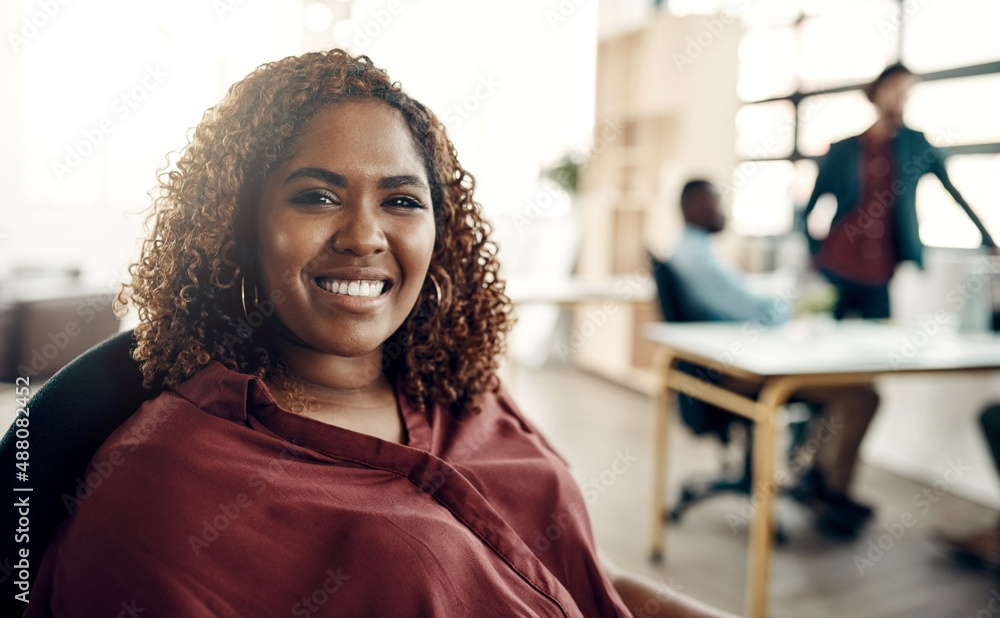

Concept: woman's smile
[[309, 267, 395, 314]]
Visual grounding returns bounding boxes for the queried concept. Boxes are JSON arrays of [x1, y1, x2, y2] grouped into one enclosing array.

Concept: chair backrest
[[647, 251, 743, 441], [0, 329, 158, 612], [648, 250, 698, 323]]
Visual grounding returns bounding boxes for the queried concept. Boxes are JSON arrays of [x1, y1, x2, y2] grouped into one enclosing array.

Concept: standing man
[[803, 63, 996, 319]]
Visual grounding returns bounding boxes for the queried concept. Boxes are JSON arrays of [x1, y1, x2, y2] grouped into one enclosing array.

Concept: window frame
[[736, 0, 1000, 243]]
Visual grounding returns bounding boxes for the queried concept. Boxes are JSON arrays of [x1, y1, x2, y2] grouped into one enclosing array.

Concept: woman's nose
[[330, 202, 388, 256]]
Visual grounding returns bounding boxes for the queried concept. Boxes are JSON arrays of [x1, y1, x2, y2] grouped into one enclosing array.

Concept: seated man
[[670, 180, 791, 326], [669, 179, 880, 537], [938, 404, 1000, 572]]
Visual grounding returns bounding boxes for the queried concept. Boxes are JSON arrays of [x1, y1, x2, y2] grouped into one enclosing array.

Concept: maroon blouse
[[25, 362, 630, 617], [817, 131, 897, 286]]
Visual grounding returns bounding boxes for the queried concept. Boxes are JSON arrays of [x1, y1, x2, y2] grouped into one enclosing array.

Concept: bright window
[[902, 0, 1000, 73], [737, 27, 797, 101], [732, 0, 1000, 247], [735, 101, 796, 159], [797, 91, 876, 157], [798, 2, 898, 91], [731, 160, 795, 237], [906, 74, 1000, 147], [917, 155, 1000, 248]]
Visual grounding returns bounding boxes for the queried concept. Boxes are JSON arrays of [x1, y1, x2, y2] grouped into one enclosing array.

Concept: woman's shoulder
[[58, 362, 273, 512]]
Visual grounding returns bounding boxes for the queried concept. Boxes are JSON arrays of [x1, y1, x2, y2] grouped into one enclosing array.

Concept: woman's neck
[[266, 342, 394, 410]]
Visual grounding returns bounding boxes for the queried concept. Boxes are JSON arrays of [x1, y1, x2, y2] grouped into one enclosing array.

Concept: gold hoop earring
[[240, 274, 259, 320], [428, 274, 442, 307]]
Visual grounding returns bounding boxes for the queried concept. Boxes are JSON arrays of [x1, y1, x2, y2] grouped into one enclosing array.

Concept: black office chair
[[649, 251, 815, 536], [648, 252, 755, 515], [0, 329, 157, 615]]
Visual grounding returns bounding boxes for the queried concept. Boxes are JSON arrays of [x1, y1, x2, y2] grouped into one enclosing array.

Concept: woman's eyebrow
[[379, 175, 428, 190], [284, 167, 348, 187], [283, 168, 427, 191]]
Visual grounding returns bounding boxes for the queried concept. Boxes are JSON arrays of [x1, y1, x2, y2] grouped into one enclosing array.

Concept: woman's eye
[[291, 190, 338, 205], [385, 196, 426, 209]]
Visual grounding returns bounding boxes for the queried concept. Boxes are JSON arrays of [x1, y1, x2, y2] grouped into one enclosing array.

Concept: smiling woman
[[23, 50, 735, 618], [114, 51, 511, 421]]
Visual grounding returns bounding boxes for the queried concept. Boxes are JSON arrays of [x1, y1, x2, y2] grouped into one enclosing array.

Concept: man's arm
[[600, 551, 740, 618], [671, 242, 790, 326]]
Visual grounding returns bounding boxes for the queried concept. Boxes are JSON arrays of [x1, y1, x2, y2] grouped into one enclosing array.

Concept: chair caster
[[775, 526, 788, 546]]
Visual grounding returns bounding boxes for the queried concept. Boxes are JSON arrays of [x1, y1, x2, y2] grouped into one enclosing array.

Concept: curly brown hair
[[117, 49, 514, 415]]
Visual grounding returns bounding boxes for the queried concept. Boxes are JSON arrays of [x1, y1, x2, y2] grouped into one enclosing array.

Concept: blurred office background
[[2, 0, 1000, 615]]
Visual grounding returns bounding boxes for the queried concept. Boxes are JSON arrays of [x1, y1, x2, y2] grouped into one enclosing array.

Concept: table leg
[[648, 348, 675, 562], [745, 378, 796, 618]]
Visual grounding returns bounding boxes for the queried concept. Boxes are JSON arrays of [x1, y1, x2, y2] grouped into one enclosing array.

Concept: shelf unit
[[573, 11, 741, 394]]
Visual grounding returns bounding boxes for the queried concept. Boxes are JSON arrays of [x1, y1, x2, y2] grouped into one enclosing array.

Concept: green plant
[[540, 153, 585, 194]]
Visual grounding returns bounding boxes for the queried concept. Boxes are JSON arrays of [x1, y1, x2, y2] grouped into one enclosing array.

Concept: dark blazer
[[803, 126, 996, 269]]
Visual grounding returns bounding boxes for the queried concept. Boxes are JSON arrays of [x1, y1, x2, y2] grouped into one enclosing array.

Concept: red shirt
[[26, 363, 630, 617], [817, 131, 897, 286]]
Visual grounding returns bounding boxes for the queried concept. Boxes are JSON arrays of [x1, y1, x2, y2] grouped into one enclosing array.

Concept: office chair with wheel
[[648, 251, 816, 535], [0, 329, 158, 615]]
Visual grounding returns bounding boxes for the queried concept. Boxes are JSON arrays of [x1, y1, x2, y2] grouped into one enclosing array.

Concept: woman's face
[[256, 99, 436, 359]]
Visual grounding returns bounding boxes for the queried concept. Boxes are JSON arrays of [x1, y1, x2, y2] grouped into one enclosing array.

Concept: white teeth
[[317, 278, 386, 298]]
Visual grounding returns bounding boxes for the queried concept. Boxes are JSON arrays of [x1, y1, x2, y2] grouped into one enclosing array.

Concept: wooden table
[[643, 319, 1000, 618]]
